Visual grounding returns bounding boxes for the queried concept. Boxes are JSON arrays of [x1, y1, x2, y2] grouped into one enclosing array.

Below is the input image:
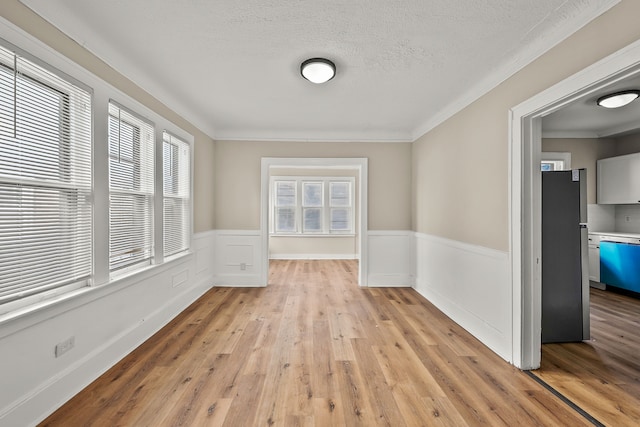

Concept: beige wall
[[541, 138, 615, 204], [613, 131, 640, 156], [0, 0, 216, 232], [413, 1, 640, 251], [215, 141, 412, 230]]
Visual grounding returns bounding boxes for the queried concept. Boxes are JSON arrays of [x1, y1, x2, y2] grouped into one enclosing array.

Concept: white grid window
[[271, 177, 354, 236], [0, 44, 92, 313], [302, 181, 323, 233], [274, 180, 296, 233], [330, 181, 352, 232], [163, 131, 191, 257], [108, 101, 155, 273]]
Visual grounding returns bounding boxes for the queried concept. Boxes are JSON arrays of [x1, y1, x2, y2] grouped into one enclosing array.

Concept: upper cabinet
[[597, 153, 640, 204]]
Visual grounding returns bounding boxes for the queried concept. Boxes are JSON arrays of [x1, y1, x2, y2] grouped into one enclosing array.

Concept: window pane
[[303, 207, 322, 232], [330, 182, 350, 206], [275, 207, 296, 232], [109, 192, 153, 271], [108, 102, 155, 272], [276, 181, 296, 206], [163, 132, 191, 257], [331, 208, 351, 231], [0, 45, 92, 311], [303, 182, 322, 207]]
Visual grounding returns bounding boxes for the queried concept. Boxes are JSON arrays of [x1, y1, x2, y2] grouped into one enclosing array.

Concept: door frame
[[260, 157, 369, 286], [510, 39, 640, 369]]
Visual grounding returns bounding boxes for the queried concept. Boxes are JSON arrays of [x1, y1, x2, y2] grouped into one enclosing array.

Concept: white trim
[[261, 158, 368, 286], [269, 254, 358, 260], [541, 130, 600, 139], [215, 129, 413, 144], [269, 176, 356, 236], [510, 37, 640, 369], [414, 232, 511, 361], [1, 275, 212, 427], [367, 230, 414, 288], [541, 152, 572, 170], [412, 1, 620, 141]]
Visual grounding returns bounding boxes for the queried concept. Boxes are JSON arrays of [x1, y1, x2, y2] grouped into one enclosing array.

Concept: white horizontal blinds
[[108, 102, 155, 272], [302, 181, 322, 232], [0, 44, 92, 306], [274, 180, 296, 233], [163, 131, 191, 257], [330, 181, 352, 232]]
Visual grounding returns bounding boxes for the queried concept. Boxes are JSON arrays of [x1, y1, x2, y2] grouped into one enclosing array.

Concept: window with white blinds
[[163, 131, 191, 257], [302, 181, 323, 233], [270, 177, 354, 235], [0, 44, 92, 311], [108, 102, 155, 273], [329, 181, 352, 232], [274, 180, 296, 233]]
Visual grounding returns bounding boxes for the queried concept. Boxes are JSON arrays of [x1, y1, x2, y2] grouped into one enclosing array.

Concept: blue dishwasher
[[600, 240, 640, 293]]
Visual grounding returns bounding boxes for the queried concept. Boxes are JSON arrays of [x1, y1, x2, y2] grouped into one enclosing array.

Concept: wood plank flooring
[[40, 260, 591, 426], [534, 287, 640, 427]]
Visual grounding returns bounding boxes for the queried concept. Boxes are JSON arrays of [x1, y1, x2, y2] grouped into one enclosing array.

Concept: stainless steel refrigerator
[[541, 169, 590, 343]]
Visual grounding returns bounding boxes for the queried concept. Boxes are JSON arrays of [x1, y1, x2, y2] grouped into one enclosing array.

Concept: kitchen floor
[[533, 288, 640, 426]]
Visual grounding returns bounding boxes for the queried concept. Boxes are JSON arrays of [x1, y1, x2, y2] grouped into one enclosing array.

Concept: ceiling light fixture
[[596, 90, 640, 108], [300, 58, 336, 84]]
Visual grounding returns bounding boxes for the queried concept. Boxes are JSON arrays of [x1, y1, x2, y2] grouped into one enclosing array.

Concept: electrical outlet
[[240, 263, 247, 271], [625, 216, 631, 222], [55, 336, 75, 358]]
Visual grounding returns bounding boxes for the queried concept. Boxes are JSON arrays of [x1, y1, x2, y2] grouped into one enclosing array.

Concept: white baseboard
[[368, 273, 414, 287], [0, 231, 217, 427], [269, 253, 358, 260], [414, 232, 511, 362], [2, 276, 213, 427], [213, 274, 264, 287]]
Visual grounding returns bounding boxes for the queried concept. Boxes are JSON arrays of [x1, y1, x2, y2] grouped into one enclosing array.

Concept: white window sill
[[0, 250, 193, 338]]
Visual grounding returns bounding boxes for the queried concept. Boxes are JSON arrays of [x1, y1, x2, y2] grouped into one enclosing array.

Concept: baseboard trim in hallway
[[525, 370, 604, 427]]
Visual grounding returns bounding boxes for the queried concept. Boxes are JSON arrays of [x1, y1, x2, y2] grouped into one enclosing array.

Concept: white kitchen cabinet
[[588, 240, 600, 282], [597, 153, 640, 204]]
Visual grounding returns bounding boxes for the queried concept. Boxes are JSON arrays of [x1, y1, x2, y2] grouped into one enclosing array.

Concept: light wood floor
[[534, 287, 640, 427], [40, 260, 591, 426]]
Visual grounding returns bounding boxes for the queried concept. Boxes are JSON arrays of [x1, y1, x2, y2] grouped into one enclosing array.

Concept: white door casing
[[510, 38, 640, 369], [260, 157, 369, 286]]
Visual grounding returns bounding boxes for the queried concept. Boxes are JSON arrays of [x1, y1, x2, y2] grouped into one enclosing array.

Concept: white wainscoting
[[367, 230, 415, 287], [214, 230, 264, 287], [414, 232, 512, 362], [0, 231, 216, 427]]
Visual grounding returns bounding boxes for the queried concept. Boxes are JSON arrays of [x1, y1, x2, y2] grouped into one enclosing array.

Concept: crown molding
[[411, 0, 621, 142]]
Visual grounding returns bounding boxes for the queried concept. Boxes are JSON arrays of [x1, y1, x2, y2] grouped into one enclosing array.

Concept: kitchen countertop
[[589, 231, 640, 239]]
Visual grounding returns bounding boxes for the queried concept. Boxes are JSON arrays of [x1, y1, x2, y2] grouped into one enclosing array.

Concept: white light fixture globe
[[596, 90, 640, 108], [301, 58, 336, 84]]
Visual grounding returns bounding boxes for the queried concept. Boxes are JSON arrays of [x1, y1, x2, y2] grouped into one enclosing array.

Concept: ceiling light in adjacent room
[[300, 58, 336, 84], [596, 90, 640, 108]]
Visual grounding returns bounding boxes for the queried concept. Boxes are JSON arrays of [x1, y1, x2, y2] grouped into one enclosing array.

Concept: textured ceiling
[[19, 0, 617, 141]]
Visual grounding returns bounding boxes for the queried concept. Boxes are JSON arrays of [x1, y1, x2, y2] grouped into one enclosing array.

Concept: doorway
[[260, 158, 369, 286], [510, 39, 640, 369]]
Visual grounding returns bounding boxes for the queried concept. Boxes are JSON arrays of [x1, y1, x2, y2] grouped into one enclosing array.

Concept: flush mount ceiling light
[[300, 58, 336, 84], [596, 90, 640, 108]]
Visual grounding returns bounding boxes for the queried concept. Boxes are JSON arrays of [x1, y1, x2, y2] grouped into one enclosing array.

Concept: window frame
[[107, 101, 156, 275], [269, 176, 355, 237], [162, 130, 192, 259], [0, 41, 93, 315], [0, 33, 196, 319]]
